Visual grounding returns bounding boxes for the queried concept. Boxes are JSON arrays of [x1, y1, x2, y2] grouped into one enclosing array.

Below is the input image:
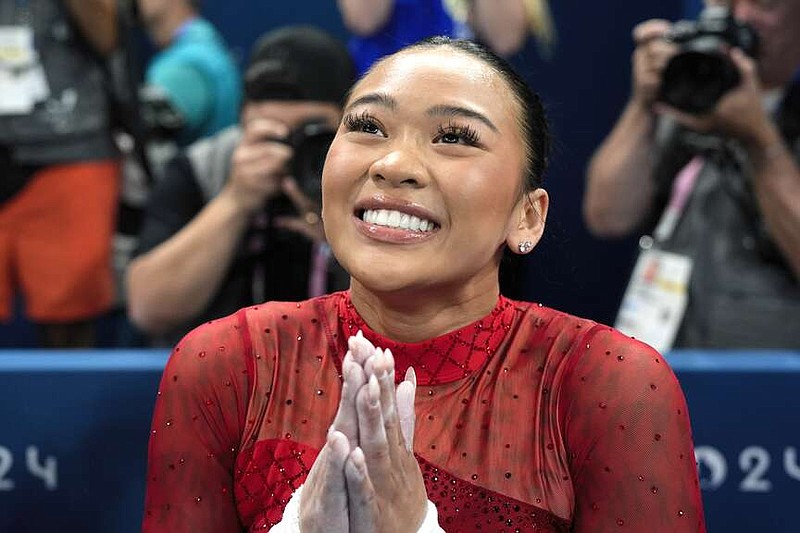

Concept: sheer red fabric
[[143, 292, 705, 532]]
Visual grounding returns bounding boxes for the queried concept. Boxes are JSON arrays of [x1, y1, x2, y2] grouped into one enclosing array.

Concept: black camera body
[[658, 6, 759, 114], [262, 119, 336, 234], [276, 120, 337, 203], [138, 84, 186, 141]]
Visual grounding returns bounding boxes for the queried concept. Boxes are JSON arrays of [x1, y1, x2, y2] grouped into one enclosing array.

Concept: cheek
[[445, 160, 520, 223]]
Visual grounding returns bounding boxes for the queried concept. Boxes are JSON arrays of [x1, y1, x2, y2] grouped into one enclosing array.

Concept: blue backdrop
[[1, 350, 798, 532]]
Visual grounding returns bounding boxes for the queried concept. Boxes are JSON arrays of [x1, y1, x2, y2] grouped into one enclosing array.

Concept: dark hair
[[397, 36, 551, 192]]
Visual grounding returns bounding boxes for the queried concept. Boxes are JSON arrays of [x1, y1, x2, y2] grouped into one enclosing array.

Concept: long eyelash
[[344, 110, 380, 132], [437, 121, 481, 145]]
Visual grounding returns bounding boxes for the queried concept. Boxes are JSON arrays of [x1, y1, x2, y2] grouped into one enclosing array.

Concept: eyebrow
[[345, 92, 397, 112], [426, 104, 498, 132]]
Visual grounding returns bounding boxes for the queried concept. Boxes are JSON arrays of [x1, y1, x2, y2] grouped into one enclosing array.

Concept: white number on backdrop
[[785, 448, 800, 482], [739, 446, 773, 493], [26, 447, 57, 490], [0, 446, 14, 491], [695, 446, 727, 490]]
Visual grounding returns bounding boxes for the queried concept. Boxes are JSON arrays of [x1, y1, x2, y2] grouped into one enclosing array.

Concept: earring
[[518, 240, 534, 254]]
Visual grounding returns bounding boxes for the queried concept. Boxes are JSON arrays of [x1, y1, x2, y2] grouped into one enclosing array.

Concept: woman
[[142, 38, 706, 532]]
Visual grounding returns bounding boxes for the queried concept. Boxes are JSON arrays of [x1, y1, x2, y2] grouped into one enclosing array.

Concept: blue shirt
[[348, 0, 471, 76], [147, 18, 241, 145]]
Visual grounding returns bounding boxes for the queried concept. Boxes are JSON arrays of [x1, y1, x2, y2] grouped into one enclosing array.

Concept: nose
[[368, 141, 429, 189]]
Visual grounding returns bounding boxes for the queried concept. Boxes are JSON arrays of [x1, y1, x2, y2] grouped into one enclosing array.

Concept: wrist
[[216, 187, 261, 224], [219, 185, 262, 215], [743, 122, 787, 165]]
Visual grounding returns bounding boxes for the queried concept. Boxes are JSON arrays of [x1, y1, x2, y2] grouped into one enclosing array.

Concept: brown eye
[[344, 111, 384, 136], [435, 122, 481, 146]]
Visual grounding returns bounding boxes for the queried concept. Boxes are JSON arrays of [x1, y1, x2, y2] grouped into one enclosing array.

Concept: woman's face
[[322, 47, 544, 296]]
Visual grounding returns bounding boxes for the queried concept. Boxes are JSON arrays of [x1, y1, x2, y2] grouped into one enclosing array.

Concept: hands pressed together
[[298, 332, 430, 532]]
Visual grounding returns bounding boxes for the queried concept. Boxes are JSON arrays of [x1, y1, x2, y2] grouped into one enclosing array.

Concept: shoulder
[[553, 317, 684, 413], [238, 291, 346, 324], [171, 20, 236, 69], [162, 311, 254, 393], [234, 292, 348, 343], [506, 299, 676, 393], [186, 125, 241, 162]]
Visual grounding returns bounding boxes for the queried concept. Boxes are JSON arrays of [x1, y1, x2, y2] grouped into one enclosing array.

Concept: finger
[[281, 176, 317, 217], [232, 145, 293, 181], [730, 47, 757, 84], [317, 429, 350, 516], [633, 19, 672, 44], [396, 367, 417, 452], [348, 330, 377, 366], [647, 40, 679, 70], [373, 349, 402, 446], [345, 447, 378, 533], [356, 375, 391, 484], [363, 354, 377, 380], [332, 353, 367, 449], [241, 118, 289, 144], [273, 216, 325, 243]]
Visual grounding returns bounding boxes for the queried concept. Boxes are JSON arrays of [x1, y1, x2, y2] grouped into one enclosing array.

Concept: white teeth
[[361, 209, 435, 232]]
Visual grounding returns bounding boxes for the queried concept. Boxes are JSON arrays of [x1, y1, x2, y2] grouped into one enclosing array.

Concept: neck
[[150, 6, 196, 48], [349, 270, 501, 343]]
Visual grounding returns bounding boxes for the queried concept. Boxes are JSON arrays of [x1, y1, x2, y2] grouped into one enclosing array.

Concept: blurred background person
[[136, 0, 241, 146], [338, 0, 556, 75], [126, 25, 354, 346], [0, 0, 120, 348], [583, 0, 800, 350]]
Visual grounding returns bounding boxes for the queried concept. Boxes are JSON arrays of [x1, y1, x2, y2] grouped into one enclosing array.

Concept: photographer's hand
[[631, 19, 679, 110], [273, 177, 327, 243], [222, 119, 293, 215]]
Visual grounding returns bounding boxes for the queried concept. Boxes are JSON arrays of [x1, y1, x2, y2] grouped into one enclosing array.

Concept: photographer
[[126, 26, 354, 346], [583, 1, 800, 350]]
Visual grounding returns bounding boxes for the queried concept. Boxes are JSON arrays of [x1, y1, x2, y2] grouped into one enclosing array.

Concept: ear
[[506, 188, 549, 254]]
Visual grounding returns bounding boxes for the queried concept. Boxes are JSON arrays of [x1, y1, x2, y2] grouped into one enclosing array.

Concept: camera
[[658, 5, 758, 114], [263, 119, 337, 229], [138, 84, 186, 141], [277, 119, 337, 203]]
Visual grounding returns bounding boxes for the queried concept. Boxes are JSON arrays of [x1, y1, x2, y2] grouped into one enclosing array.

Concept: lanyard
[[652, 155, 704, 243]]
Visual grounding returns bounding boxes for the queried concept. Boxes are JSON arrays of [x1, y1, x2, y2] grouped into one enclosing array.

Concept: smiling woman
[[142, 38, 706, 532]]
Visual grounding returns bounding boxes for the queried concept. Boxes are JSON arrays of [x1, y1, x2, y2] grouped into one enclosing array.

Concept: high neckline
[[338, 292, 516, 385]]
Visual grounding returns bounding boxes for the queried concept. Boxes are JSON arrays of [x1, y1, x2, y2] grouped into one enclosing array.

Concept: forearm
[[746, 126, 800, 278], [337, 0, 394, 36], [584, 100, 658, 237], [470, 0, 528, 56], [127, 191, 252, 336], [62, 0, 117, 56]]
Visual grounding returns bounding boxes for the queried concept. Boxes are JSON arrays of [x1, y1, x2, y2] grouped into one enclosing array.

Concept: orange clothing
[[0, 161, 120, 323]]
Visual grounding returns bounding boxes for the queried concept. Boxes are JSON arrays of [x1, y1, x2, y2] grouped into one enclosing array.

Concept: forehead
[[350, 48, 519, 118]]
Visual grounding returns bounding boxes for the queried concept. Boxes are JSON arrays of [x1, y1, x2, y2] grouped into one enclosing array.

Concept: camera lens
[[660, 50, 740, 114]]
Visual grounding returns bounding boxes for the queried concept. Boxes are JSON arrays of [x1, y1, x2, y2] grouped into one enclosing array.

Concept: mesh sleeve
[[142, 311, 253, 532], [561, 327, 706, 532]]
